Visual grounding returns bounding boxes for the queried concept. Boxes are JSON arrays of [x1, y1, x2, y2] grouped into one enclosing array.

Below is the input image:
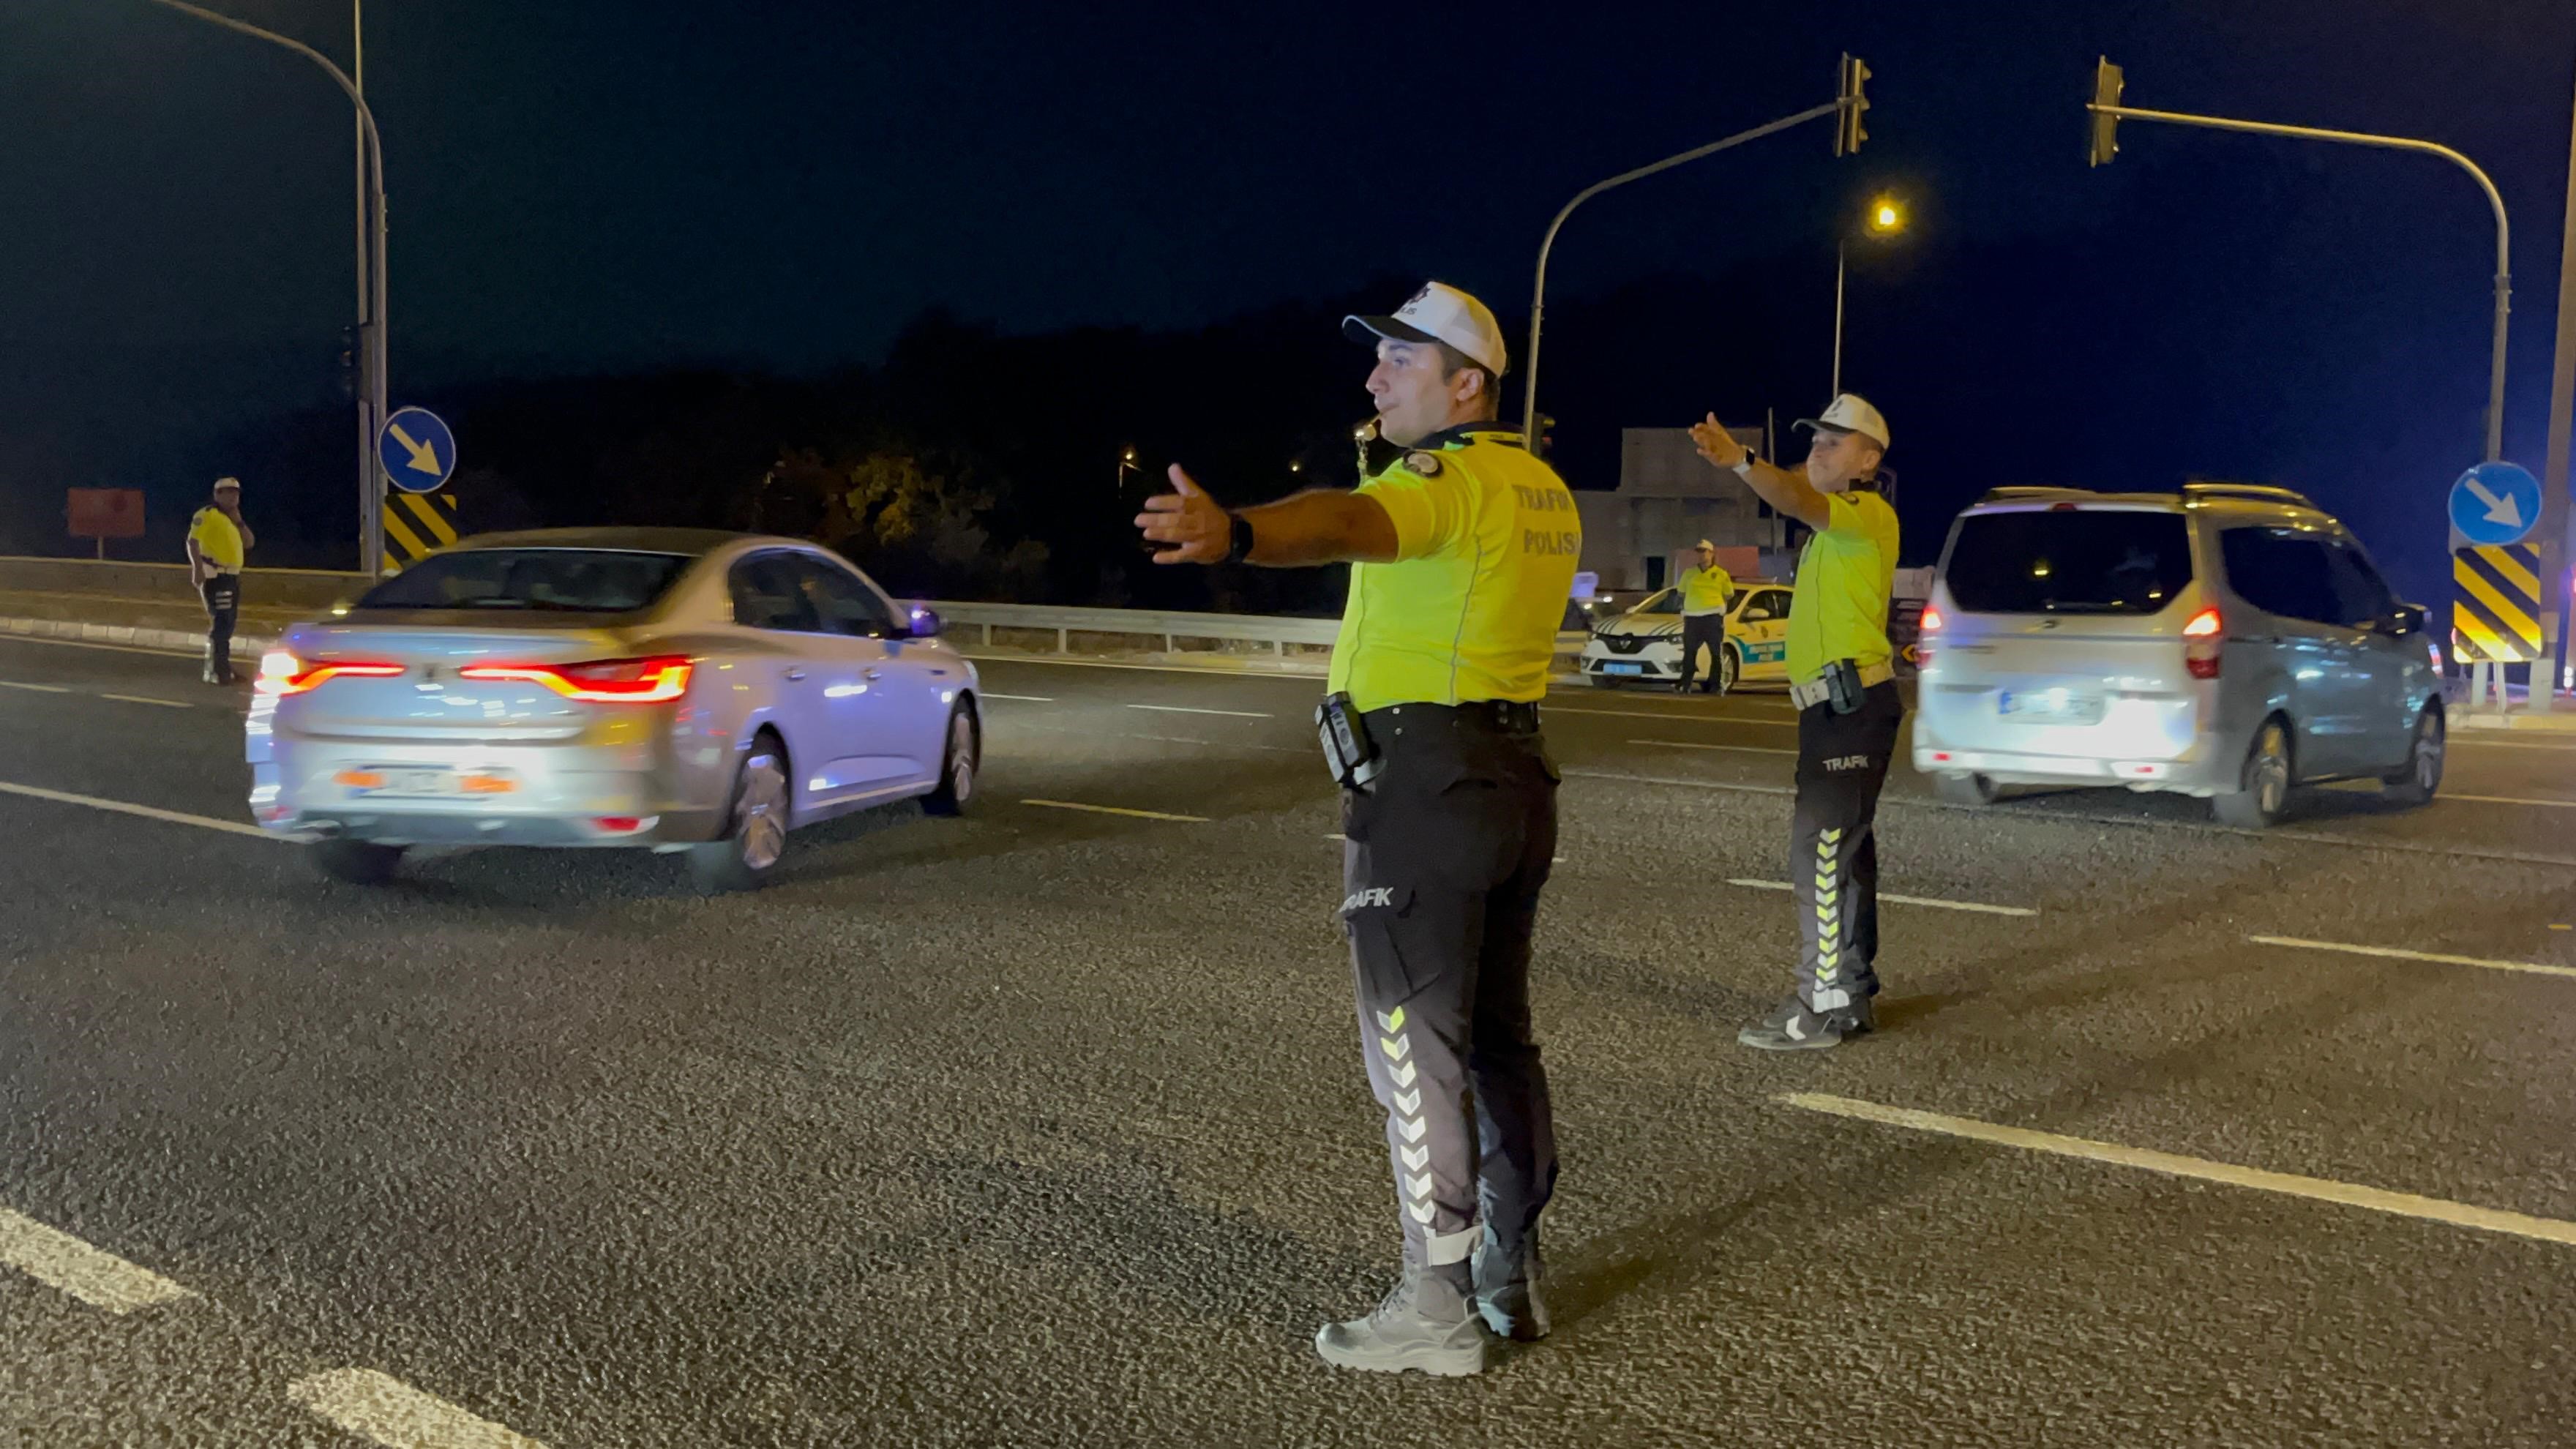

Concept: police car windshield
[[1944, 511, 2192, 616], [357, 549, 692, 613]]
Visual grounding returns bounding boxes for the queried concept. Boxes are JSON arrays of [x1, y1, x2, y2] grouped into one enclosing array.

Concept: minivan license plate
[[1996, 690, 2103, 724]]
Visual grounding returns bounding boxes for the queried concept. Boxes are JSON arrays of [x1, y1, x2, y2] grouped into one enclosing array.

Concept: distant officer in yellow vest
[[1674, 539, 1735, 693], [185, 476, 255, 685], [1691, 395, 1900, 1049], [1137, 281, 1574, 1377]]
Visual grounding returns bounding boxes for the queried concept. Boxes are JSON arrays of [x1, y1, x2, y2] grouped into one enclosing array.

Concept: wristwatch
[[1730, 452, 1759, 478], [1223, 512, 1256, 564]]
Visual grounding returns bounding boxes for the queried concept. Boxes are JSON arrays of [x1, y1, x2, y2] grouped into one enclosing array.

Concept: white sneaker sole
[[1312, 1328, 1486, 1376]]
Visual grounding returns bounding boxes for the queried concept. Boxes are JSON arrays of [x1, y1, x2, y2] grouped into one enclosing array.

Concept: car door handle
[[784, 668, 807, 681]]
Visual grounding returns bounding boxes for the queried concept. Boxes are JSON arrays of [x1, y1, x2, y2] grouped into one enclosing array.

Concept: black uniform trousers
[[1790, 679, 1903, 1010], [1338, 703, 1560, 1268], [201, 574, 241, 682], [1677, 614, 1727, 691]]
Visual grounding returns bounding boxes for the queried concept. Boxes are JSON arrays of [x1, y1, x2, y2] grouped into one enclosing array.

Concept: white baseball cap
[[1793, 394, 1890, 451], [213, 476, 242, 493], [1344, 282, 1509, 376], [1695, 539, 1716, 551]]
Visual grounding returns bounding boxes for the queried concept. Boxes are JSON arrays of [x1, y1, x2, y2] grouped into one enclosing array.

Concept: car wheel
[[922, 704, 979, 817], [310, 838, 403, 885], [689, 733, 790, 895], [1716, 644, 1741, 696], [2381, 706, 2444, 806], [2212, 718, 2294, 828], [1933, 772, 1998, 806]]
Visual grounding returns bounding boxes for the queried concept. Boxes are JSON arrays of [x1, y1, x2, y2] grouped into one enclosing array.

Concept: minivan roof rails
[[2182, 480, 2318, 509], [1972, 486, 2088, 503]]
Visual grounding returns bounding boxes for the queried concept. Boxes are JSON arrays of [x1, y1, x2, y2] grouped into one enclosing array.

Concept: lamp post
[[1117, 446, 1138, 495], [143, 0, 388, 576], [1832, 194, 1907, 397]]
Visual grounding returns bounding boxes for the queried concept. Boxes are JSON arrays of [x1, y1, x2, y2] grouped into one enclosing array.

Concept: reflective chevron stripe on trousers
[[1338, 705, 1560, 1268], [1791, 680, 1903, 1010]]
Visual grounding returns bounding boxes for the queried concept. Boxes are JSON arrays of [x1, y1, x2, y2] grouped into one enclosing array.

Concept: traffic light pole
[[145, 0, 389, 578], [2083, 100, 2512, 465], [2539, 70, 2576, 712], [1521, 61, 1867, 448]]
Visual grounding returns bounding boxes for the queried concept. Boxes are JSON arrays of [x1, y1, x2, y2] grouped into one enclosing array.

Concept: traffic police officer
[[1137, 281, 1576, 1377], [1689, 395, 1900, 1049], [1674, 539, 1735, 693], [185, 476, 255, 685]]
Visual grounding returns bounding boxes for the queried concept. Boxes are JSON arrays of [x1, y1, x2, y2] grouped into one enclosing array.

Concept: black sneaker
[[1737, 993, 1874, 1052]]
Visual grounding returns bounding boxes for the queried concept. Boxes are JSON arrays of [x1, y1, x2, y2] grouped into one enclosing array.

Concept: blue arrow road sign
[[378, 407, 457, 494], [2449, 461, 2540, 547]]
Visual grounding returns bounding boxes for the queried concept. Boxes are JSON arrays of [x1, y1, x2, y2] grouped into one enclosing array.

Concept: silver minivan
[[1912, 482, 2444, 826]]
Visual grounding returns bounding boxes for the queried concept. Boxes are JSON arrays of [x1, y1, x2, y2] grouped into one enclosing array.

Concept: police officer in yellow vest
[[1137, 282, 1574, 1376], [1690, 395, 1900, 1049], [185, 476, 255, 685], [1674, 539, 1735, 693]]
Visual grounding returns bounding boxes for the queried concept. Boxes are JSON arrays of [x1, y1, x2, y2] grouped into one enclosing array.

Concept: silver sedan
[[246, 528, 981, 892]]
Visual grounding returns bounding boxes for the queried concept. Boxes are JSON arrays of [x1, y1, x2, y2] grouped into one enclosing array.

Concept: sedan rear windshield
[[1942, 510, 2193, 615], [357, 549, 693, 613]]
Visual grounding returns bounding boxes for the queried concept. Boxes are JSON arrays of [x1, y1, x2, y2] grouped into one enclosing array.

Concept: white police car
[[1576, 583, 1794, 692]]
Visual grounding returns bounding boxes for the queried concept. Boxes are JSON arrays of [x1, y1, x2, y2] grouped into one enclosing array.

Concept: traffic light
[[334, 323, 360, 400], [1834, 53, 1871, 157], [2088, 56, 2124, 167], [1533, 413, 1557, 460]]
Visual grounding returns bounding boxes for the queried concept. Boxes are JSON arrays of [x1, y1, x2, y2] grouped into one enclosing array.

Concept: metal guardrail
[[925, 600, 1340, 657]]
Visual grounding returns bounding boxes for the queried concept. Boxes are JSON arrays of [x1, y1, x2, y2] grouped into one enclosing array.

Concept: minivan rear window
[[1942, 510, 2193, 615], [358, 549, 692, 613]]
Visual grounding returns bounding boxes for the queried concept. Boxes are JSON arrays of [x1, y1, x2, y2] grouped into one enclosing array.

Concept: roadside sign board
[[2452, 544, 2542, 662], [2448, 462, 2541, 547]]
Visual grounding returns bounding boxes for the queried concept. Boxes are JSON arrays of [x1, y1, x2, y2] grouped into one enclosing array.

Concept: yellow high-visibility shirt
[[1786, 488, 1899, 684], [1327, 424, 1581, 713], [189, 506, 245, 572], [1680, 565, 1734, 617]]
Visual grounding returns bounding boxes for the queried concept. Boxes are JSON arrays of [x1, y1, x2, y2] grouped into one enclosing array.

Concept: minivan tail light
[[456, 655, 694, 703], [255, 651, 405, 695], [1914, 604, 1942, 669], [2183, 606, 2223, 679]]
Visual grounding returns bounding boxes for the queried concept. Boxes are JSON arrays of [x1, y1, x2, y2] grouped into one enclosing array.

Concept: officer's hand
[[1136, 465, 1229, 566], [1688, 413, 1748, 471]]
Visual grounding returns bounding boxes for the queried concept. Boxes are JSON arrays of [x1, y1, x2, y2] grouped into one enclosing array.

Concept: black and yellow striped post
[[381, 490, 460, 574], [2452, 544, 2543, 662]]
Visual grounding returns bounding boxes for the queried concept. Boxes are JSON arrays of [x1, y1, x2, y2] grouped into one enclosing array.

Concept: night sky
[[4, 0, 2574, 607]]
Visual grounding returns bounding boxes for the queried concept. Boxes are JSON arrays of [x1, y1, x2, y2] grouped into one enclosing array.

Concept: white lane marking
[[1783, 1091, 2576, 1250], [0, 633, 207, 659], [101, 693, 192, 709], [2442, 792, 2576, 809], [0, 681, 72, 693], [2249, 935, 2576, 981], [1630, 738, 1797, 755], [0, 1205, 195, 1314], [1126, 703, 1271, 719], [1127, 733, 1303, 754], [1549, 704, 1796, 726], [288, 1369, 548, 1449], [981, 692, 1055, 702], [2449, 737, 2576, 753], [0, 779, 276, 840], [1021, 798, 1209, 823], [1726, 877, 2037, 916], [1564, 768, 1794, 798]]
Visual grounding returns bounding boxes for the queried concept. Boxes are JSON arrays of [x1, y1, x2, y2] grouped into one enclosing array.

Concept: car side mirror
[[2388, 603, 2426, 637], [905, 607, 943, 640]]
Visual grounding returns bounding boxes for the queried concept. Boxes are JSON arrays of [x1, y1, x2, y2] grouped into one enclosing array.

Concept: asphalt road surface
[[4, 632, 2573, 1447]]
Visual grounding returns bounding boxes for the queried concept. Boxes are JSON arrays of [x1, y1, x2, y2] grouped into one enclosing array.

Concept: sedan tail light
[[456, 656, 694, 703], [2182, 605, 2223, 680], [255, 651, 405, 694]]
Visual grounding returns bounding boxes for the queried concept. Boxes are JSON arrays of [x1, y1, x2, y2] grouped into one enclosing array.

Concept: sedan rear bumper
[[251, 734, 729, 846]]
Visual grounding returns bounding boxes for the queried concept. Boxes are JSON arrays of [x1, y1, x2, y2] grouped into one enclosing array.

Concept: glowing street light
[[1834, 192, 1911, 395]]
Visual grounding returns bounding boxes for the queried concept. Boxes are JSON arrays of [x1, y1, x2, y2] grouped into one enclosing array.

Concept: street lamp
[[143, 0, 389, 577], [1117, 446, 1138, 494], [1832, 192, 1907, 397]]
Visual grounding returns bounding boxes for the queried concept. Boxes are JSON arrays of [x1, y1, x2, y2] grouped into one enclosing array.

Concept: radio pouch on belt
[[1823, 658, 1866, 715], [1316, 692, 1383, 790]]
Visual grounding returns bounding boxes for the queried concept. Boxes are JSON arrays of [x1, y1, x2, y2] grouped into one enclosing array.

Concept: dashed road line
[[0, 680, 71, 693], [288, 1370, 549, 1449], [0, 779, 274, 839], [1022, 798, 1208, 823], [1326, 830, 1566, 863], [1726, 877, 2037, 916], [2441, 792, 2576, 809], [0, 1204, 195, 1315], [102, 692, 192, 709], [981, 692, 1055, 702], [1783, 1092, 2576, 1250], [1549, 703, 1797, 726], [1126, 703, 1271, 719], [1630, 738, 1797, 755], [2249, 935, 2576, 981]]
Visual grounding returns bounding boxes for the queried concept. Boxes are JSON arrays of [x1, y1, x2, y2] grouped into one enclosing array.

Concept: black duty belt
[[1362, 700, 1542, 735]]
